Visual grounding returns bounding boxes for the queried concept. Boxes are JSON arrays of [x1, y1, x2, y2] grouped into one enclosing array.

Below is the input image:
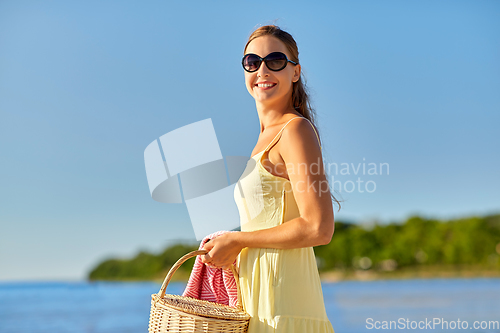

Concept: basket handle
[[157, 249, 244, 310]]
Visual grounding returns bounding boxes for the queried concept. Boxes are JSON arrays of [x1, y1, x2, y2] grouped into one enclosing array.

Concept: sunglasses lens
[[266, 52, 287, 71], [243, 54, 261, 72]]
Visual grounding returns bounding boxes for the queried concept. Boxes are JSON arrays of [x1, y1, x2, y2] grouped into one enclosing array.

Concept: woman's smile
[[255, 81, 277, 90]]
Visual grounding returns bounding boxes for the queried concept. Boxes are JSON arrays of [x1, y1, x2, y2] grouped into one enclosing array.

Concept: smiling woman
[[200, 24, 340, 333]]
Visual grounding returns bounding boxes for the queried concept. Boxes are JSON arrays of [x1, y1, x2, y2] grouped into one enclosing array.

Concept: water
[[1, 278, 499, 333], [324, 278, 500, 333]]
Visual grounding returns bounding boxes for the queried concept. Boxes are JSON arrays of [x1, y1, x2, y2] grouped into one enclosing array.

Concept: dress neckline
[[249, 149, 290, 182], [250, 149, 266, 159]]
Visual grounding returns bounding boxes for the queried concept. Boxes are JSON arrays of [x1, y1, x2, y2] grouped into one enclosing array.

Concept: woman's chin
[[254, 93, 282, 104]]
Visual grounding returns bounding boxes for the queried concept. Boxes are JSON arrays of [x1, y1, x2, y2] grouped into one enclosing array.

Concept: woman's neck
[[255, 102, 301, 134]]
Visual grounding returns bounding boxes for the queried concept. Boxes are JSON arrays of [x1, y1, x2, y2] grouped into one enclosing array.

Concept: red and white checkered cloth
[[182, 230, 239, 308]]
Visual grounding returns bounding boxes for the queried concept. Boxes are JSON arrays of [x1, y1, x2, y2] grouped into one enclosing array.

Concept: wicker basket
[[148, 249, 250, 333]]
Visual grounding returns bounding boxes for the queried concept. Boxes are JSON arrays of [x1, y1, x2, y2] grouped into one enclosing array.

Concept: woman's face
[[244, 35, 301, 108]]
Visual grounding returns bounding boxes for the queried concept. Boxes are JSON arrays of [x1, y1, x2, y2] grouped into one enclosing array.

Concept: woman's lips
[[255, 83, 277, 90]]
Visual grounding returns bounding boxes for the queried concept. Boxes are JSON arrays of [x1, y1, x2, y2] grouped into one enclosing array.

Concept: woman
[[201, 25, 340, 332]]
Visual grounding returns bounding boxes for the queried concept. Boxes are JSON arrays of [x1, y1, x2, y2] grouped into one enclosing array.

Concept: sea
[[1, 277, 499, 333]]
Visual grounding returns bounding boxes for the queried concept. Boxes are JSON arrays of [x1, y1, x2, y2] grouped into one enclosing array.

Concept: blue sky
[[1, 0, 499, 281]]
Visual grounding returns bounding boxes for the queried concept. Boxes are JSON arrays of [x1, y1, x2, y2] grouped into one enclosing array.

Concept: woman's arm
[[202, 118, 335, 269]]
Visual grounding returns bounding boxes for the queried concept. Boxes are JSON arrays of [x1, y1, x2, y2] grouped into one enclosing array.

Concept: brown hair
[[244, 24, 342, 211]]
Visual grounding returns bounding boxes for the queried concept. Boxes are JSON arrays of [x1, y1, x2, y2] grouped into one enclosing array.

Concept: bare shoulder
[[280, 117, 321, 154]]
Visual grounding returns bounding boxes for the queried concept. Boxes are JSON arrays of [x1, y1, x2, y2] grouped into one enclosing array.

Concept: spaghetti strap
[[263, 116, 322, 153], [302, 118, 322, 150]]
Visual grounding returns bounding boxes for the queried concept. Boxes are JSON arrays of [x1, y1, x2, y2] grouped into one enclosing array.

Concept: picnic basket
[[148, 249, 250, 332]]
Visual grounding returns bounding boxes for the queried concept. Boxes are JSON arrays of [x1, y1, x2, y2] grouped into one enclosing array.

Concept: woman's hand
[[201, 232, 244, 270]]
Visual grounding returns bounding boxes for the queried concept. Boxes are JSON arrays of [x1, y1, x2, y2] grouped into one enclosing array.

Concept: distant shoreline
[[82, 265, 500, 284], [2, 270, 499, 285], [319, 265, 500, 282], [87, 214, 500, 283]]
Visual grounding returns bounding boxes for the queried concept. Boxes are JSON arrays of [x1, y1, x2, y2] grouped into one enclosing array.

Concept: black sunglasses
[[242, 52, 298, 73]]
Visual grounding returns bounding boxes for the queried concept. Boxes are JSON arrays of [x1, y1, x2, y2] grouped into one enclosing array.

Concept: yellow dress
[[234, 116, 335, 333]]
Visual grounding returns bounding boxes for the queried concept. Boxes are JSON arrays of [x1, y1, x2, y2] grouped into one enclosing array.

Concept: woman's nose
[[257, 61, 270, 76]]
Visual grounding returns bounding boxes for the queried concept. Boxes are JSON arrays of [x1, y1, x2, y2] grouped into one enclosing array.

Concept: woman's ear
[[293, 64, 301, 83]]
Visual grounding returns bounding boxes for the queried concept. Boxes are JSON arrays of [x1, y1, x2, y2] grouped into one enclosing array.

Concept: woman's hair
[[244, 24, 342, 211]]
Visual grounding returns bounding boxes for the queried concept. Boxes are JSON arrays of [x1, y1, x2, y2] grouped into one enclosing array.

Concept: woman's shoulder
[[280, 116, 321, 150]]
